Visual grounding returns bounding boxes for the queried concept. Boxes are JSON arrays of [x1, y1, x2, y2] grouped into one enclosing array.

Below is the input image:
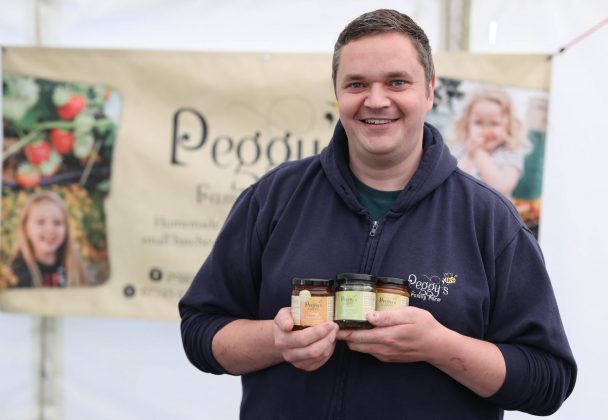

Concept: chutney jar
[[375, 276, 410, 311], [291, 278, 334, 330], [334, 273, 376, 329]]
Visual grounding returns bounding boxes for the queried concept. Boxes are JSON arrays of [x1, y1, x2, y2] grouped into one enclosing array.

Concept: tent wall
[[2, 1, 607, 418]]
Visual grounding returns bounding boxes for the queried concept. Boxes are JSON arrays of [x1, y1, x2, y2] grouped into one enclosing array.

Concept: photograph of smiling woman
[[9, 190, 86, 288]]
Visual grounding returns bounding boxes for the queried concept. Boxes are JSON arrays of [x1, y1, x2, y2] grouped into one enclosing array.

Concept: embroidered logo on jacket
[[408, 272, 458, 303]]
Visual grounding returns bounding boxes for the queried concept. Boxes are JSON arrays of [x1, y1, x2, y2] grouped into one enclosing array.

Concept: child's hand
[[464, 133, 485, 155], [481, 129, 506, 152]]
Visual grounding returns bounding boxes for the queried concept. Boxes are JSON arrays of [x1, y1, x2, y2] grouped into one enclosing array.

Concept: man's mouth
[[363, 119, 394, 125]]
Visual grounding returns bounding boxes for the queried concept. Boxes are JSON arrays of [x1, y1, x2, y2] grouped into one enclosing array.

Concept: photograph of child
[[448, 88, 531, 198], [9, 190, 86, 288], [427, 78, 549, 236], [1, 73, 120, 290]]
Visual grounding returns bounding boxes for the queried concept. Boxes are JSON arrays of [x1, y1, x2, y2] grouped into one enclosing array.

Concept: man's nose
[[364, 84, 390, 109]]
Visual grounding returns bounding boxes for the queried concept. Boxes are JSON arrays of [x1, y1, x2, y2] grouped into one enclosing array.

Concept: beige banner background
[[0, 48, 549, 320], [434, 52, 551, 91]]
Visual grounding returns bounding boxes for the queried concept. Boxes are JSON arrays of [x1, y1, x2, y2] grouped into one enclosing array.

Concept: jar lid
[[336, 273, 375, 283], [292, 277, 332, 286], [375, 276, 410, 290]]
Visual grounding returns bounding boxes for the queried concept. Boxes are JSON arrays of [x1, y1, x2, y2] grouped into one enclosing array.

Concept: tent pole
[[439, 0, 470, 52], [37, 316, 63, 420], [35, 0, 61, 46], [33, 1, 64, 417]]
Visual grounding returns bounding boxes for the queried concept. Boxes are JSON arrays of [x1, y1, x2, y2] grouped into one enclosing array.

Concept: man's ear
[[426, 76, 436, 110]]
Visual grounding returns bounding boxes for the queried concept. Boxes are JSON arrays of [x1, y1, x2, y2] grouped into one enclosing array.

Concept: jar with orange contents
[[291, 278, 334, 330], [375, 276, 410, 311]]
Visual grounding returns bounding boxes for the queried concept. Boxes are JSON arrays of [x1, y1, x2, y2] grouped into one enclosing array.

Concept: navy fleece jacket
[[180, 122, 576, 419]]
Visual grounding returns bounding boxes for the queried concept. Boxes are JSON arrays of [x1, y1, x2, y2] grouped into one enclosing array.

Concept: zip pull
[[369, 220, 379, 237]]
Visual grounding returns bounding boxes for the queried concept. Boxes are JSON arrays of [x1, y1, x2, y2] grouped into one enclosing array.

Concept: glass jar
[[375, 276, 410, 311], [291, 278, 334, 330], [334, 273, 376, 329]]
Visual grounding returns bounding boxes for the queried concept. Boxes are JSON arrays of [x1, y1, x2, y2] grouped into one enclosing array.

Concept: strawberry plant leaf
[[74, 133, 94, 159]]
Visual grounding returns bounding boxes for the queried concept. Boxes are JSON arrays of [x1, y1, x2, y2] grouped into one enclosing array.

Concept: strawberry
[[16, 163, 41, 188], [50, 128, 75, 155], [56, 94, 86, 120], [482, 129, 495, 141], [24, 140, 52, 165]]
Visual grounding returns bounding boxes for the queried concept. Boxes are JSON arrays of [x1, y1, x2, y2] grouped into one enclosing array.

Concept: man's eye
[[349, 82, 364, 89], [391, 80, 407, 87]]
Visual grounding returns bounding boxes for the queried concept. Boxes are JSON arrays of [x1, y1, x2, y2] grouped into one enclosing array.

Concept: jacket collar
[[320, 121, 457, 216]]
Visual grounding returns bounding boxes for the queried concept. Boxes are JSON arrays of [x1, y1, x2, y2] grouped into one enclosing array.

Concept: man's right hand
[[273, 307, 339, 371]]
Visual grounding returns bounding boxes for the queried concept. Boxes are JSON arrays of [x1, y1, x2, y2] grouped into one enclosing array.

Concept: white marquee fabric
[[1, 0, 607, 419]]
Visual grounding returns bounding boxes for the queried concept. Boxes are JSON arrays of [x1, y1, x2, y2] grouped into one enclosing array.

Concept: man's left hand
[[336, 306, 447, 364]]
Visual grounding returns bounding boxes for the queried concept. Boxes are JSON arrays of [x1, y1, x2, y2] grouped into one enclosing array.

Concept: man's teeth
[[365, 119, 391, 124]]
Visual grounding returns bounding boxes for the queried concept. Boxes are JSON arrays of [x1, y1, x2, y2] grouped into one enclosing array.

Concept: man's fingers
[[283, 332, 337, 365], [274, 307, 294, 331], [336, 329, 353, 341], [279, 323, 338, 371], [367, 307, 413, 327], [292, 322, 338, 347], [275, 319, 338, 349]]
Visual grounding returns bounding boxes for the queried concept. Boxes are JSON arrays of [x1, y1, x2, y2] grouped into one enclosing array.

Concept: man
[[180, 9, 576, 419]]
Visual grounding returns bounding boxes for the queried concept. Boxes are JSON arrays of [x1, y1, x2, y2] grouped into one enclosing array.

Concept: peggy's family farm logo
[[170, 101, 336, 195]]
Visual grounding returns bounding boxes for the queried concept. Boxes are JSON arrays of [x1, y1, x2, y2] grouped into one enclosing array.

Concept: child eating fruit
[[449, 88, 530, 197]]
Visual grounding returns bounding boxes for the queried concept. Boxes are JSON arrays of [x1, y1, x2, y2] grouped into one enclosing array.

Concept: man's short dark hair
[[332, 9, 435, 89]]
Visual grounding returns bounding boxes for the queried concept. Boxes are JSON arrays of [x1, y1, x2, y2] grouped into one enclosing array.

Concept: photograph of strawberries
[[1, 73, 120, 289], [2, 73, 119, 190]]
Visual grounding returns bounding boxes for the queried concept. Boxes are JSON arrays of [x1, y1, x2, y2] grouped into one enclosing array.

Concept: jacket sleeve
[[179, 185, 264, 375], [484, 228, 577, 415]]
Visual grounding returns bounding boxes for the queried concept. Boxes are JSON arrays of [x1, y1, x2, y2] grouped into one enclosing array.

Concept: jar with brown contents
[[375, 276, 410, 311], [334, 273, 376, 329], [291, 278, 334, 330]]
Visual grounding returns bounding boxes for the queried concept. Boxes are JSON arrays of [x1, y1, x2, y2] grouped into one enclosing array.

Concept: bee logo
[[442, 273, 457, 284]]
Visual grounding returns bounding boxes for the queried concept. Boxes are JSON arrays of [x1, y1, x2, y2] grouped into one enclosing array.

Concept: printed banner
[[430, 53, 551, 237], [0, 48, 550, 319]]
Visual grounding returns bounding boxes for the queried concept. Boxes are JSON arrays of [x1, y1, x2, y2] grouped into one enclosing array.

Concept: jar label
[[291, 295, 301, 325], [335, 291, 376, 321], [301, 296, 334, 326], [376, 293, 409, 311]]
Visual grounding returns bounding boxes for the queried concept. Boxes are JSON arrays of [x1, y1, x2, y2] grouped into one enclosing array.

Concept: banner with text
[[0, 48, 550, 319]]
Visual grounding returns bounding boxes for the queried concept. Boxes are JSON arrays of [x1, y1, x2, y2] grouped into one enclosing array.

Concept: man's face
[[335, 32, 434, 166]]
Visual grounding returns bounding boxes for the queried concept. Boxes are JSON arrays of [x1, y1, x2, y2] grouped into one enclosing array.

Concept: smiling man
[[180, 9, 576, 419], [336, 30, 434, 192]]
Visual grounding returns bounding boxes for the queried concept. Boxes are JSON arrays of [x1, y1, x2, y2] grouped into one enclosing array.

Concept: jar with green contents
[[375, 276, 410, 311], [334, 273, 376, 329]]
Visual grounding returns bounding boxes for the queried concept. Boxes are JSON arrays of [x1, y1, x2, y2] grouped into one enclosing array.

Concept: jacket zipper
[[363, 219, 381, 272], [369, 220, 379, 237], [332, 218, 382, 419]]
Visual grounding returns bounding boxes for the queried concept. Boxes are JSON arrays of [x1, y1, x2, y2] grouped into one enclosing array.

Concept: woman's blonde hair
[[12, 190, 86, 287], [452, 88, 529, 154]]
